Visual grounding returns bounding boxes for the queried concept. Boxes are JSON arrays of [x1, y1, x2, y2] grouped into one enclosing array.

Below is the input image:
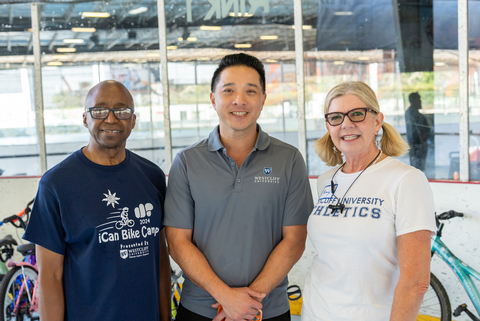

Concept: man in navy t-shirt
[[23, 80, 171, 321]]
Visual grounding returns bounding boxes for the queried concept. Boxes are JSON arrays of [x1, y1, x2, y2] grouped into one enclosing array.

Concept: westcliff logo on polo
[[255, 167, 280, 184]]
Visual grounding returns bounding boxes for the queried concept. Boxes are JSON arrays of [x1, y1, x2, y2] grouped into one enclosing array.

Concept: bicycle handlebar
[[436, 210, 464, 220], [434, 210, 465, 237], [2, 215, 27, 230], [0, 199, 34, 229]]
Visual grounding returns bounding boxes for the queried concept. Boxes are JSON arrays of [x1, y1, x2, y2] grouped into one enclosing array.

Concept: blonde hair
[[314, 81, 409, 166]]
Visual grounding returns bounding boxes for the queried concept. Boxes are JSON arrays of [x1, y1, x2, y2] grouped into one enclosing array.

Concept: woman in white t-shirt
[[302, 81, 436, 321]]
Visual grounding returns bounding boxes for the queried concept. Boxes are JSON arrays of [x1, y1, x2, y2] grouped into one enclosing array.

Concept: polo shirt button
[[236, 179, 241, 183], [231, 162, 235, 166]]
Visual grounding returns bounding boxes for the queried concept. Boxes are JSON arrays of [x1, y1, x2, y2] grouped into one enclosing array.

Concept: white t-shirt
[[301, 157, 436, 321]]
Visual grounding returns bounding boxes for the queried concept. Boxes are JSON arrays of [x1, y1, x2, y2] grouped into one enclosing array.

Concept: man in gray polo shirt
[[165, 53, 313, 321]]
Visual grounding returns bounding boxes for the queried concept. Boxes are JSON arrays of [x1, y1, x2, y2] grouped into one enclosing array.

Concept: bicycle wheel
[[171, 282, 181, 320], [417, 273, 451, 321], [0, 266, 39, 321]]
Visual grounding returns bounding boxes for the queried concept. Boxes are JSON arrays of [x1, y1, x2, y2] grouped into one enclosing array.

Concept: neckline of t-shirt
[[336, 156, 394, 178], [75, 148, 131, 172]]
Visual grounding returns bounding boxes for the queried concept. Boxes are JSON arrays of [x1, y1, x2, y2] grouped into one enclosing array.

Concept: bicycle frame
[[432, 236, 480, 315], [14, 263, 38, 315], [6, 255, 39, 317]]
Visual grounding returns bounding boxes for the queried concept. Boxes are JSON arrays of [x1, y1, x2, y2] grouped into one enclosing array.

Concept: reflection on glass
[[304, 0, 466, 180], [164, 0, 298, 152], [34, 1, 167, 171], [41, 62, 167, 171], [469, 53, 480, 181], [0, 65, 39, 176], [405, 92, 432, 172], [0, 0, 478, 181]]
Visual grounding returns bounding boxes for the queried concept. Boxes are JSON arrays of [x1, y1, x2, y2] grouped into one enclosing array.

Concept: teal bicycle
[[417, 210, 480, 321]]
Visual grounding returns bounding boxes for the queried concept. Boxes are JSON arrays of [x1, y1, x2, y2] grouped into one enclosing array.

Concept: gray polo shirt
[[164, 125, 313, 319]]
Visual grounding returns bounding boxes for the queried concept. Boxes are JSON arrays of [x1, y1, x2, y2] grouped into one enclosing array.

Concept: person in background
[[164, 53, 313, 321], [302, 81, 436, 321], [405, 92, 431, 171], [23, 80, 171, 321]]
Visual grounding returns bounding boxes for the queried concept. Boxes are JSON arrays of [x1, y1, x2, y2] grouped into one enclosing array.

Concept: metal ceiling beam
[[48, 32, 57, 51], [125, 30, 157, 49], [145, 6, 158, 22], [102, 29, 120, 50], [8, 6, 13, 25], [105, 36, 122, 50], [115, 6, 130, 26], [90, 2, 106, 25], [144, 40, 159, 49], [68, 33, 81, 48], [62, 4, 77, 22], [27, 33, 33, 53]]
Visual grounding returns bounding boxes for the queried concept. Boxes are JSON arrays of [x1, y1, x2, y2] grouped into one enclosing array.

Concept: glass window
[[0, 0, 478, 181], [469, 0, 480, 181], [304, 0, 461, 180], [0, 3, 39, 176], [0, 66, 38, 176], [164, 0, 299, 155], [38, 0, 167, 171]]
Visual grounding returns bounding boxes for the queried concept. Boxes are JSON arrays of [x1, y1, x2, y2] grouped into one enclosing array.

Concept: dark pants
[[409, 143, 428, 171], [176, 304, 291, 321]]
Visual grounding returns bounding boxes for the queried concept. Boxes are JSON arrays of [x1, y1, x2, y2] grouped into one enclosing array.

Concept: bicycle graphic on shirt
[[115, 207, 135, 230]]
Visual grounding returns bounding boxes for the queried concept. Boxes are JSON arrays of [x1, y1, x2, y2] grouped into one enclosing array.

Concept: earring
[[333, 145, 341, 155], [375, 133, 380, 148]]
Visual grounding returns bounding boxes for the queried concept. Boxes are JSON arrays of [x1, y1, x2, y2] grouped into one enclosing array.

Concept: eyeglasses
[[86, 107, 134, 120], [325, 108, 377, 126]]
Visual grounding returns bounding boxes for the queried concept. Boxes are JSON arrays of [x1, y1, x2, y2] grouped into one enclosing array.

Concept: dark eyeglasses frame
[[325, 108, 378, 126], [86, 107, 134, 120]]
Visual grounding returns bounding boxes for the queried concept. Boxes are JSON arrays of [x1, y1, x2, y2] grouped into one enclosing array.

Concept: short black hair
[[409, 92, 420, 103], [210, 53, 266, 94]]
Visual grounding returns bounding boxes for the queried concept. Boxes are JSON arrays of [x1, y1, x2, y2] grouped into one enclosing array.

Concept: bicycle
[[0, 236, 16, 281], [0, 201, 32, 281], [115, 207, 135, 230], [171, 267, 182, 320], [417, 210, 480, 321], [0, 202, 39, 321]]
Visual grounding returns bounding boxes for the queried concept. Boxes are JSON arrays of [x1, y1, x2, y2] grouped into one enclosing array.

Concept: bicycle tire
[[171, 282, 181, 320], [171, 295, 179, 320], [0, 266, 39, 321], [417, 272, 451, 321]]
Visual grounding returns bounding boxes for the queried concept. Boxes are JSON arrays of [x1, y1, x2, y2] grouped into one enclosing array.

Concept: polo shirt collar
[[254, 125, 270, 151], [207, 124, 271, 152]]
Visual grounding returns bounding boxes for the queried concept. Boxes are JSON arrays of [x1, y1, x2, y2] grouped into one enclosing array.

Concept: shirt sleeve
[[22, 181, 66, 255], [395, 169, 436, 236], [163, 152, 195, 229], [282, 150, 315, 226]]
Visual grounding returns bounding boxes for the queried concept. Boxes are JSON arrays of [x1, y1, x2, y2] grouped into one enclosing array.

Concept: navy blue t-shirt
[[23, 149, 166, 321]]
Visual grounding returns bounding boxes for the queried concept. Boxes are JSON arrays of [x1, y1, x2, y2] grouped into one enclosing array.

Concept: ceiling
[[0, 0, 478, 61]]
